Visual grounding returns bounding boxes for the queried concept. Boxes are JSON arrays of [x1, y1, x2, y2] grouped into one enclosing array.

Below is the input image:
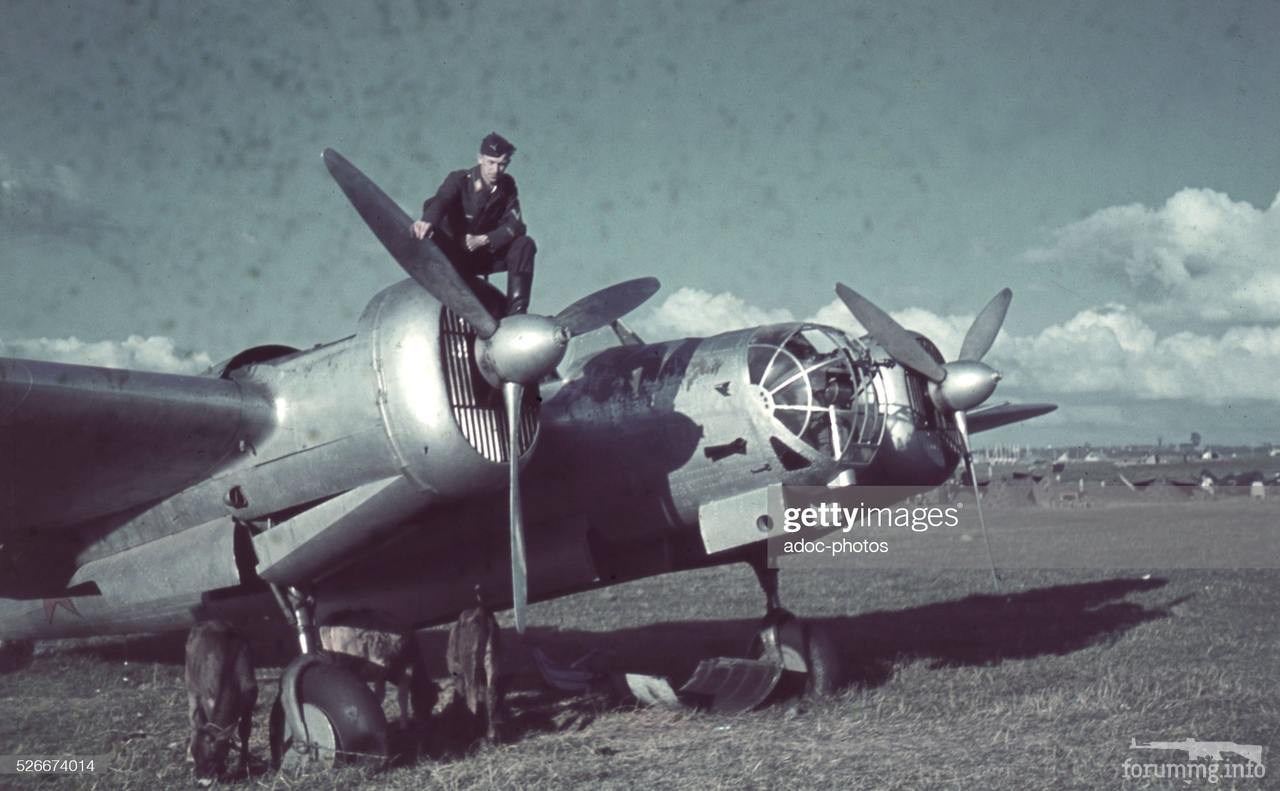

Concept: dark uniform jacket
[[421, 166, 526, 252]]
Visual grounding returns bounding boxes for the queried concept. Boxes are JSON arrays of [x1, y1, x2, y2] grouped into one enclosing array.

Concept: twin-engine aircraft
[[0, 149, 1055, 766]]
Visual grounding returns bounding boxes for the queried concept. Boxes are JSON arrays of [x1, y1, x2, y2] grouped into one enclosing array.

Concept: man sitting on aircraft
[[410, 132, 536, 315]]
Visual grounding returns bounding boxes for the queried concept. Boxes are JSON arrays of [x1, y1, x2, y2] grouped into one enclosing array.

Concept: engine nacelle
[[857, 335, 963, 486], [140, 279, 534, 531]]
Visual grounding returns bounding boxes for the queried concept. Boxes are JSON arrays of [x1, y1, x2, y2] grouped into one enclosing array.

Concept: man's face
[[477, 153, 511, 186]]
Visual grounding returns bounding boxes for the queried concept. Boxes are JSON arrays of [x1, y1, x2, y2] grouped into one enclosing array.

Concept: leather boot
[[505, 271, 532, 315]]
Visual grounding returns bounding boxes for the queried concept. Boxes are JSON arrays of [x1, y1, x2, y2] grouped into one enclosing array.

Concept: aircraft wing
[[965, 401, 1057, 434], [0, 357, 276, 533]]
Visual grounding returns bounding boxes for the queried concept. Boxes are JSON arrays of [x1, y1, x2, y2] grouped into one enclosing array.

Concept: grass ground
[[3, 501, 1279, 789]]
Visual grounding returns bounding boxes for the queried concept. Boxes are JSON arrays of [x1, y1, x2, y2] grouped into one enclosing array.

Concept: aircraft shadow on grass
[[498, 576, 1177, 694], [410, 575, 1180, 754], [56, 576, 1175, 755]]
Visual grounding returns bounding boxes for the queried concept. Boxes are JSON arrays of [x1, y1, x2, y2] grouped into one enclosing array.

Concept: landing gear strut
[[747, 549, 842, 698], [268, 586, 388, 773]]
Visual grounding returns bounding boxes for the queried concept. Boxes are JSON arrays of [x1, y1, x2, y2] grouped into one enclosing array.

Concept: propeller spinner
[[323, 148, 660, 631]]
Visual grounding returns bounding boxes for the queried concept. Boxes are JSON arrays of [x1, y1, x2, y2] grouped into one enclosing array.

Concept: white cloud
[[643, 289, 977, 355], [808, 298, 977, 361], [572, 186, 1280, 409], [808, 299, 862, 336], [981, 305, 1280, 402], [630, 187, 1280, 440], [637, 287, 796, 338], [644, 289, 1280, 405], [0, 336, 212, 374], [1025, 188, 1280, 324]]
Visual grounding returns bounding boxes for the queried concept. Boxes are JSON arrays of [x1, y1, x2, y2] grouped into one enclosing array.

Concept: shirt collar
[[469, 165, 501, 193]]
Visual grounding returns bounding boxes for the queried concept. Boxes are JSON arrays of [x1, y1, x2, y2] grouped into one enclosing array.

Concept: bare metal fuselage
[[0, 279, 961, 640]]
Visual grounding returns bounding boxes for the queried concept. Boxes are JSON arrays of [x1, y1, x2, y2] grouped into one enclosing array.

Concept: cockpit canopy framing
[[747, 324, 885, 468]]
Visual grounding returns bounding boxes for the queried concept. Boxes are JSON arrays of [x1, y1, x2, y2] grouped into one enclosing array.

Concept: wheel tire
[[802, 622, 842, 698], [745, 612, 806, 672], [0, 640, 34, 673], [748, 618, 843, 699], [270, 662, 388, 772]]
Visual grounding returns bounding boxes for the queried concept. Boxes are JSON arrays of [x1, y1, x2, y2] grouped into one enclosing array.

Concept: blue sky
[[3, 0, 1279, 446]]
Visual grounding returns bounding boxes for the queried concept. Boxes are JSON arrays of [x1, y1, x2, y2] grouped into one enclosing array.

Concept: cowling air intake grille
[[439, 307, 539, 463]]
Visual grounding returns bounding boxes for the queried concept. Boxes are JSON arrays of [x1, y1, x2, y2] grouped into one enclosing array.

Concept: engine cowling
[[193, 279, 534, 526]]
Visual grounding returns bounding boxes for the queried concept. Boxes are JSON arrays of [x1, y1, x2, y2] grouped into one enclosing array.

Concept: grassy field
[[3, 501, 1279, 789]]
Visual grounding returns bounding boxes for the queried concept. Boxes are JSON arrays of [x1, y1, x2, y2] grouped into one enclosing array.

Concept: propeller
[[834, 283, 1012, 588], [323, 148, 499, 338], [958, 288, 1012, 362], [555, 279, 663, 337], [834, 284, 946, 382], [953, 408, 1000, 589], [323, 148, 660, 632], [833, 283, 1007, 413], [504, 381, 528, 631]]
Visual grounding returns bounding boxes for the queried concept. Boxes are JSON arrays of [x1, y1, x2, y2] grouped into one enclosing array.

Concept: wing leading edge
[[965, 401, 1057, 434], [0, 357, 276, 532]]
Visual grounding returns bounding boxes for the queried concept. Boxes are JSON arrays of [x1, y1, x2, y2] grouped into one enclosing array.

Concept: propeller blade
[[554, 278, 661, 338], [503, 381, 529, 634], [835, 283, 947, 383], [953, 411, 1000, 590], [958, 288, 1012, 361], [322, 148, 500, 338]]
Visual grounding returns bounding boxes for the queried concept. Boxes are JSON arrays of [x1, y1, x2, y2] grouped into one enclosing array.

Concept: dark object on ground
[[320, 624, 436, 722], [185, 621, 257, 778], [446, 606, 503, 742]]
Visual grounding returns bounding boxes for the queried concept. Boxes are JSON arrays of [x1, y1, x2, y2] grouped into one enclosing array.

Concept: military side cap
[[480, 132, 516, 157]]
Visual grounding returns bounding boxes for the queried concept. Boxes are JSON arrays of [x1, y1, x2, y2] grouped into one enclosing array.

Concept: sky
[[2, 0, 1280, 447]]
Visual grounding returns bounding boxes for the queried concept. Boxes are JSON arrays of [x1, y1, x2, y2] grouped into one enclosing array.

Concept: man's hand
[[411, 220, 431, 240], [465, 233, 490, 252]]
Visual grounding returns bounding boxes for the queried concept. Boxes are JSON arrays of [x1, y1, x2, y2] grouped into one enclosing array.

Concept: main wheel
[[269, 662, 388, 773], [800, 621, 842, 698], [748, 616, 843, 699]]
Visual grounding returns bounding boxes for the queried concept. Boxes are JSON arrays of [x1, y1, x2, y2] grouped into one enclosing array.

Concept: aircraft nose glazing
[[746, 324, 886, 467]]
